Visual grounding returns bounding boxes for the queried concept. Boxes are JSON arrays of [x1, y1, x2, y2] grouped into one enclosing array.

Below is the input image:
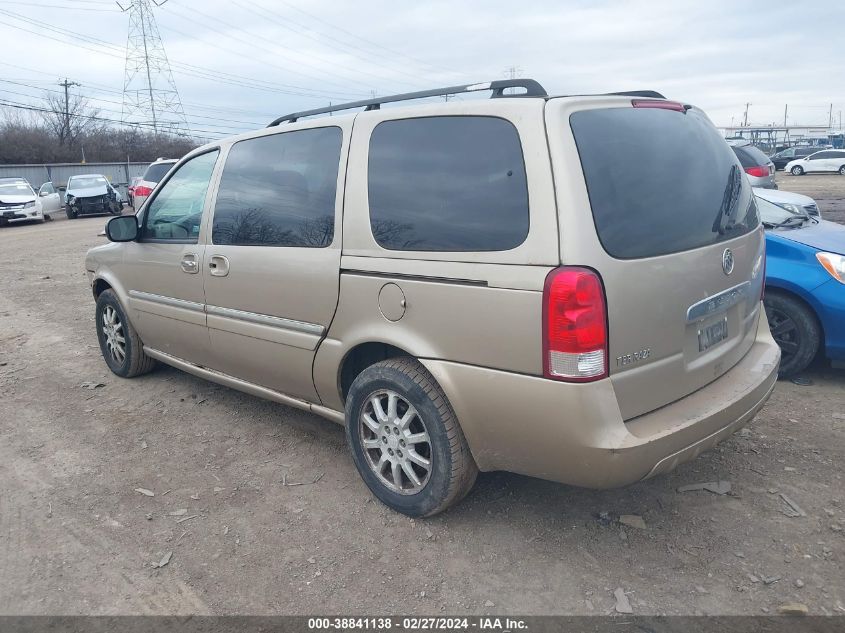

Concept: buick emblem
[[722, 248, 735, 276]]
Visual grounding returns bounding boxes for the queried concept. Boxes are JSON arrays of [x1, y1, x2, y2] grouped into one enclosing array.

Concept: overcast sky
[[1, 0, 843, 139]]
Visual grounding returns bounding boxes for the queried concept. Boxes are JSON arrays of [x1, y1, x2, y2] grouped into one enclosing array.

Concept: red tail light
[[542, 267, 608, 382], [133, 185, 153, 197], [744, 166, 769, 178]]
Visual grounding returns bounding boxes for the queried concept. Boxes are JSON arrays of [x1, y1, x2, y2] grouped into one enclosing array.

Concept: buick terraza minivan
[[86, 79, 780, 516]]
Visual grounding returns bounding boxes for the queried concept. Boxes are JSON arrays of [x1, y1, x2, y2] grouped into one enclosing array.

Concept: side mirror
[[105, 215, 138, 242], [39, 190, 49, 196]]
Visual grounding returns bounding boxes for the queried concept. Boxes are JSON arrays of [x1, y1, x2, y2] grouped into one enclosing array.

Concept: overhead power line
[[232, 0, 456, 84], [264, 0, 457, 76], [0, 8, 368, 101]]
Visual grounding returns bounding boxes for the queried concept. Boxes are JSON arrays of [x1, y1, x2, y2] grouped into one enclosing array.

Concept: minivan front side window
[[141, 150, 219, 242]]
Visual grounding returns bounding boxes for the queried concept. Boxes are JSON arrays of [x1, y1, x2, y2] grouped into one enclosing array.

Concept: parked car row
[[0, 173, 133, 226]]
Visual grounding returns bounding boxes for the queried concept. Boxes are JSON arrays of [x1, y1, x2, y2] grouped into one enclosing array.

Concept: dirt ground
[[775, 170, 845, 223], [0, 179, 843, 617]]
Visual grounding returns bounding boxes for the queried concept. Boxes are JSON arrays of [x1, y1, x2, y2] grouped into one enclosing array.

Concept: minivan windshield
[[570, 106, 759, 259]]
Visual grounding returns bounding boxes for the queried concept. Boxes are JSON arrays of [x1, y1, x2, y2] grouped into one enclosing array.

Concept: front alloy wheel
[[791, 165, 804, 176], [101, 305, 126, 365], [95, 289, 157, 378]]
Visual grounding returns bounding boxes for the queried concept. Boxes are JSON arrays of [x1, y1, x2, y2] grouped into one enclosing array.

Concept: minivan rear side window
[[368, 116, 529, 252], [212, 127, 342, 248], [570, 107, 759, 259]]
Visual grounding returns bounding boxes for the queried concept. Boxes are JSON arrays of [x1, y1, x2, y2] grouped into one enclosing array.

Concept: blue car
[[757, 195, 845, 376]]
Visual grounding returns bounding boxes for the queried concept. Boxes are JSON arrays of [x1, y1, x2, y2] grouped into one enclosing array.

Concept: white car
[[132, 157, 177, 210], [785, 149, 845, 176], [753, 186, 821, 219], [0, 178, 59, 225]]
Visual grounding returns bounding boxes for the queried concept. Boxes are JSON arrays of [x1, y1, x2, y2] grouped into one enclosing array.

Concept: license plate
[[698, 317, 728, 352]]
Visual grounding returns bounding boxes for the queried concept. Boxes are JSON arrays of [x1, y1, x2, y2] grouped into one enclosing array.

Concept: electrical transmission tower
[[118, 0, 189, 137]]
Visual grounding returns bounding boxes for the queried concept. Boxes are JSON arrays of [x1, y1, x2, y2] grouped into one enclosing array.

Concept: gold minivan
[[86, 79, 780, 516]]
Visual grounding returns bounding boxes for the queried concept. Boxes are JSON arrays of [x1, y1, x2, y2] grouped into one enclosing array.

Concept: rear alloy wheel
[[839, 165, 845, 175], [346, 357, 477, 517], [764, 292, 820, 377], [790, 165, 804, 176]]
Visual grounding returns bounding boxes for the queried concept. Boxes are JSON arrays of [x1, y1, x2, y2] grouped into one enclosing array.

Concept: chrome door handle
[[208, 255, 230, 277], [181, 254, 199, 274]]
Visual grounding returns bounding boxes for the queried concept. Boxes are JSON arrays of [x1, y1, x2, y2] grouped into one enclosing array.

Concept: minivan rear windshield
[[142, 162, 174, 183], [570, 107, 759, 259]]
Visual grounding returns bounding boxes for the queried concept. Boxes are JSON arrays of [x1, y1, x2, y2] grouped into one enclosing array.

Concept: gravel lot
[[1, 177, 843, 616]]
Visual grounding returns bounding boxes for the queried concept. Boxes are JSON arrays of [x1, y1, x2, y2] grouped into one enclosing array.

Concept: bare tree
[[40, 91, 106, 146]]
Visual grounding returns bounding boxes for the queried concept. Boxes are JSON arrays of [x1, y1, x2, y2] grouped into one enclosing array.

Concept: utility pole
[[58, 78, 79, 143], [829, 103, 834, 129], [783, 104, 788, 127], [743, 102, 751, 127], [118, 0, 188, 137]]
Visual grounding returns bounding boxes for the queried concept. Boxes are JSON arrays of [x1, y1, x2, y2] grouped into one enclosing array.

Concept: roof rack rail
[[606, 90, 666, 99], [267, 79, 548, 126]]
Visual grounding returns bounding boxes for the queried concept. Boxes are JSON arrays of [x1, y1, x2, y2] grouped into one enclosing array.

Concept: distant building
[[719, 125, 844, 152]]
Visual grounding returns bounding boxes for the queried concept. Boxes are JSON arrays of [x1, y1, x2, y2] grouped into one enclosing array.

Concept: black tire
[[0, 217, 8, 227], [345, 357, 478, 517], [95, 289, 156, 378], [790, 165, 804, 176], [66, 206, 78, 219], [764, 291, 820, 378], [839, 165, 845, 176]]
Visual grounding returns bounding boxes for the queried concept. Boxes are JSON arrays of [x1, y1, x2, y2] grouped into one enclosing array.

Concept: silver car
[[729, 141, 777, 189]]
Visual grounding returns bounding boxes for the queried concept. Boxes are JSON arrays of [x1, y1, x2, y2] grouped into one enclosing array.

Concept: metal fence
[[0, 162, 150, 199]]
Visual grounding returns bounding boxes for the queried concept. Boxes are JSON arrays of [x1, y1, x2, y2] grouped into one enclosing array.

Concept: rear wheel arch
[[338, 342, 413, 406]]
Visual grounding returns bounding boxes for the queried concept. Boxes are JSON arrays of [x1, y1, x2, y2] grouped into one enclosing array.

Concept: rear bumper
[[422, 311, 780, 488]]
